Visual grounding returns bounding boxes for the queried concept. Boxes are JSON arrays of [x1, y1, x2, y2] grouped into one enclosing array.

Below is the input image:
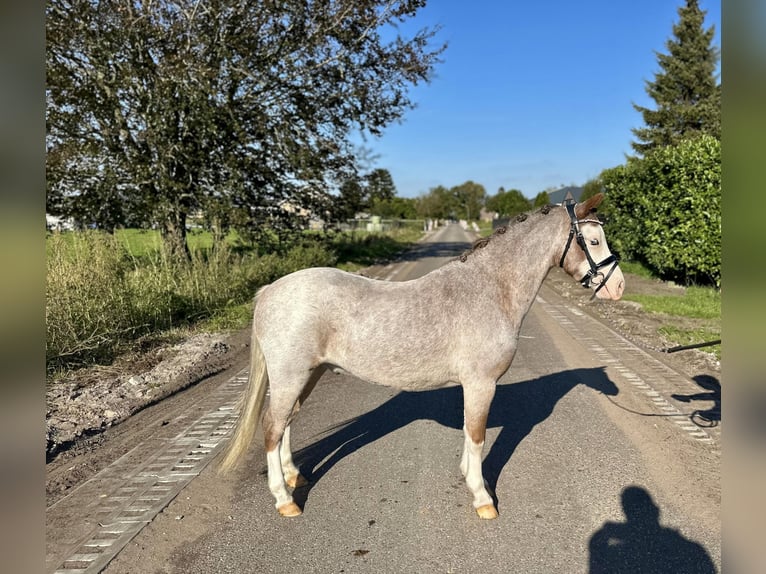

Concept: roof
[[546, 186, 584, 205]]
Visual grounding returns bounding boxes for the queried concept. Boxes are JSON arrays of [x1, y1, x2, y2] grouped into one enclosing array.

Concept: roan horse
[[220, 193, 624, 519]]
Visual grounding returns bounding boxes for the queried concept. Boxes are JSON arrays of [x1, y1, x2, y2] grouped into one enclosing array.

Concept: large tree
[[485, 187, 530, 217], [416, 185, 456, 220], [334, 167, 397, 220], [451, 180, 485, 221], [631, 0, 720, 155], [365, 168, 397, 204], [47, 0, 445, 257]]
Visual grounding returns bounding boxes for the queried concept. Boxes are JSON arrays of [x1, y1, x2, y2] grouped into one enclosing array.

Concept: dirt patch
[[45, 328, 252, 505], [46, 332, 239, 460]]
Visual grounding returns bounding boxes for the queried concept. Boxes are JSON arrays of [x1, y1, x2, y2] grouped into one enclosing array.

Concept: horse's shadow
[[290, 367, 618, 509]]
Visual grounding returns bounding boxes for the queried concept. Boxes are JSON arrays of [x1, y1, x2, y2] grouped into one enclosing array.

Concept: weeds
[[46, 231, 338, 375]]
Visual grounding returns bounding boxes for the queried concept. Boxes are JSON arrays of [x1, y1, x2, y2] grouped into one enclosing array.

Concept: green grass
[[619, 266, 721, 359], [477, 220, 494, 237], [332, 227, 423, 271], [115, 228, 243, 259], [658, 325, 721, 358], [617, 260, 656, 279], [623, 286, 720, 319]]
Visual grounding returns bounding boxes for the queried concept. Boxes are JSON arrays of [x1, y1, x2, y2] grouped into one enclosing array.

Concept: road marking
[[48, 372, 247, 574], [536, 294, 720, 450]]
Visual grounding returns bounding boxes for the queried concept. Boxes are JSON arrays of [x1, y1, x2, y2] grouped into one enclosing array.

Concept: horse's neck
[[468, 215, 565, 319]]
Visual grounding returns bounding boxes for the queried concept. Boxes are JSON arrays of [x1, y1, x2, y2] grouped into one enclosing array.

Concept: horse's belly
[[328, 348, 455, 391]]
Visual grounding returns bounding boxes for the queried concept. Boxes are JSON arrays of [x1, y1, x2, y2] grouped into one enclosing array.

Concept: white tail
[[219, 334, 269, 473]]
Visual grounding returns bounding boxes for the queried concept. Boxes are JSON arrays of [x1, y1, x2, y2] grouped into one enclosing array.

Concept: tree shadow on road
[[291, 367, 618, 511], [588, 485, 717, 573]]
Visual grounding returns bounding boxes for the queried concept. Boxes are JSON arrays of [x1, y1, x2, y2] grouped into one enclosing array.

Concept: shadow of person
[[291, 367, 618, 511], [589, 486, 716, 573], [671, 374, 721, 427]]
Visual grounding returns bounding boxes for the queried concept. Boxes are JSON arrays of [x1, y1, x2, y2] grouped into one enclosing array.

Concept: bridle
[[558, 202, 620, 298]]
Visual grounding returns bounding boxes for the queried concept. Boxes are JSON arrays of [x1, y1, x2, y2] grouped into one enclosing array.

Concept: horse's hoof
[[476, 504, 498, 519], [277, 502, 302, 517], [285, 473, 308, 489]]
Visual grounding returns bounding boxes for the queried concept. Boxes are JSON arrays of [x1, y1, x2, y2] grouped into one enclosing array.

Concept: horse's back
[[257, 267, 376, 311], [253, 266, 464, 388]]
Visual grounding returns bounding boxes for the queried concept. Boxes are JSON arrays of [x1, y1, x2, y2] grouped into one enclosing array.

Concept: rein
[[559, 202, 619, 298]]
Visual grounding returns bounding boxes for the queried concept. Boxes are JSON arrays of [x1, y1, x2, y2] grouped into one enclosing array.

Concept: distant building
[[479, 207, 498, 222], [46, 214, 75, 231], [546, 186, 584, 205]]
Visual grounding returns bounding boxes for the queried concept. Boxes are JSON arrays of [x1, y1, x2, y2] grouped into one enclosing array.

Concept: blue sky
[[365, 0, 721, 199]]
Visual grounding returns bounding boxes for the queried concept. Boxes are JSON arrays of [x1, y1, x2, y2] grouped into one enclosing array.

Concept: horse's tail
[[219, 326, 269, 473]]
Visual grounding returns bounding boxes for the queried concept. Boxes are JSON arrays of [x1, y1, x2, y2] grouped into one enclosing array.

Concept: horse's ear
[[575, 193, 604, 219]]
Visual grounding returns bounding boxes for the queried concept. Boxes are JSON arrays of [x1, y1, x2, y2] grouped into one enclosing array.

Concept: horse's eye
[[590, 239, 600, 246]]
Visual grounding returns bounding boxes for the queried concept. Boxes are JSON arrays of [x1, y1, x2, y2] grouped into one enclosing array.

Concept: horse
[[219, 193, 625, 519]]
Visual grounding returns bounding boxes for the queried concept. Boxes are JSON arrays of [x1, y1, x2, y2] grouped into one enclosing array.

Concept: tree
[[532, 190, 550, 208], [365, 168, 397, 204], [451, 180, 486, 221], [47, 0, 445, 258], [486, 188, 529, 217], [370, 196, 418, 219], [336, 177, 367, 220], [580, 178, 603, 202], [416, 185, 457, 220], [601, 135, 720, 286], [631, 0, 720, 155]]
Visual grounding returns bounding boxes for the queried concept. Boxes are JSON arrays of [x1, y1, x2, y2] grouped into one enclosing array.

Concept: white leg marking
[[462, 429, 493, 510], [266, 443, 293, 509], [460, 425, 470, 477], [280, 425, 301, 485]]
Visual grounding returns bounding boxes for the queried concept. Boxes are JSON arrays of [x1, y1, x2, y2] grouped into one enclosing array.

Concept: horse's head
[[558, 194, 625, 300]]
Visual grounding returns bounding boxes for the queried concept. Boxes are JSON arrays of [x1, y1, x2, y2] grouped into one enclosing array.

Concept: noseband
[[558, 202, 619, 297]]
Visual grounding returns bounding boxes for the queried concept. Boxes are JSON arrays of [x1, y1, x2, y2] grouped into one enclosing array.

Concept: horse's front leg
[[460, 381, 498, 519]]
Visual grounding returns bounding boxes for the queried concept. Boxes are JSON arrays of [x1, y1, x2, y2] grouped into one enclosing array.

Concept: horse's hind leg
[[280, 366, 325, 489], [263, 366, 324, 517], [280, 426, 306, 489], [460, 381, 498, 519]]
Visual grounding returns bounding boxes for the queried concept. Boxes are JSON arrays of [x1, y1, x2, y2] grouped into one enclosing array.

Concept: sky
[[364, 0, 721, 199]]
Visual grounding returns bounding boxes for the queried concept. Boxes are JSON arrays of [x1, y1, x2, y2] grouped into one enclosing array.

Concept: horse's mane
[[456, 204, 558, 263]]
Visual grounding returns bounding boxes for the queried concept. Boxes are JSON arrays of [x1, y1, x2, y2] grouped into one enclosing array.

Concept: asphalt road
[[87, 223, 720, 573]]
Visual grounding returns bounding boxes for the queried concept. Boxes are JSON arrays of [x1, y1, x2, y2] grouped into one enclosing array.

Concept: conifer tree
[[631, 0, 720, 155]]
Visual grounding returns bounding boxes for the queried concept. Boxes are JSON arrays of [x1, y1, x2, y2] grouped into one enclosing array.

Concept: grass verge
[[620, 265, 721, 359]]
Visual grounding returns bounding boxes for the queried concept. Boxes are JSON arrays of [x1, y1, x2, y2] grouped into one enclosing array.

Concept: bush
[[601, 135, 721, 286]]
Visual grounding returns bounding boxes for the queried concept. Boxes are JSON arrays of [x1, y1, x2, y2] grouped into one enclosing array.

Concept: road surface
[[47, 223, 721, 574]]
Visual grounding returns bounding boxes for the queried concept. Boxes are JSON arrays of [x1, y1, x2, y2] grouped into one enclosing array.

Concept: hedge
[[600, 135, 721, 287]]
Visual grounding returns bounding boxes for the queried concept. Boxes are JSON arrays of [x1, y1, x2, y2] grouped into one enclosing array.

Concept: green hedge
[[600, 135, 721, 286]]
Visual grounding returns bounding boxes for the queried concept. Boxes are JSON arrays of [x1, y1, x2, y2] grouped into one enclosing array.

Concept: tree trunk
[[161, 211, 191, 262]]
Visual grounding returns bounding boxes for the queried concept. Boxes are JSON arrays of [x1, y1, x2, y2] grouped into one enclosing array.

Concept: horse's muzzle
[[593, 266, 625, 300]]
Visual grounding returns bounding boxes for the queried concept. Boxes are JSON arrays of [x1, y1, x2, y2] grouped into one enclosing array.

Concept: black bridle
[[558, 202, 620, 298]]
